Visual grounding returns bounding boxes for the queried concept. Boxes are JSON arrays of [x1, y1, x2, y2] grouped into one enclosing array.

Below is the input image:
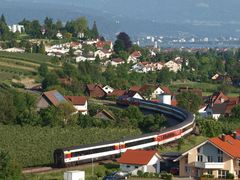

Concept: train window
[[71, 145, 115, 157], [125, 138, 154, 148]]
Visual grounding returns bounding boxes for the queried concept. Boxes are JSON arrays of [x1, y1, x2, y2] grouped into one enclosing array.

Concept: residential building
[[2, 47, 25, 53], [37, 90, 67, 110], [8, 24, 24, 33], [175, 132, 240, 179], [111, 58, 125, 66], [107, 90, 127, 97], [177, 87, 202, 98], [102, 85, 114, 94], [76, 55, 95, 63], [94, 49, 112, 60], [94, 109, 115, 121], [65, 96, 88, 115], [164, 60, 182, 72], [118, 149, 161, 175], [85, 84, 106, 98], [95, 41, 113, 50], [127, 51, 142, 64]]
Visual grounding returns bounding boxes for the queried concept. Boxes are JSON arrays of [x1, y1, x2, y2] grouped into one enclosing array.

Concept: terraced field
[[0, 51, 60, 81]]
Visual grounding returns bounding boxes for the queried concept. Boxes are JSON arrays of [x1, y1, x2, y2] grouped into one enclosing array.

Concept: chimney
[[233, 131, 237, 139], [221, 134, 226, 142]]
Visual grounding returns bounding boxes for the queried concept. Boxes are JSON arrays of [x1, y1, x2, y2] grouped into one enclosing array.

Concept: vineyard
[[0, 52, 60, 81], [0, 125, 141, 167]]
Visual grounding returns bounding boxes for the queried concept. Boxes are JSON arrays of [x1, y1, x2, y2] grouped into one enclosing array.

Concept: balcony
[[195, 162, 224, 169]]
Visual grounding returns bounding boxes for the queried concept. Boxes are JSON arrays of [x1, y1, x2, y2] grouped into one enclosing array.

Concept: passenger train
[[54, 97, 195, 167]]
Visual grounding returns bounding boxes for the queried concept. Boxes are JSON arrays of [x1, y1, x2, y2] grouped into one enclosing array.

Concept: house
[[198, 91, 240, 119], [65, 96, 88, 115], [3, 47, 25, 53], [56, 31, 63, 39], [102, 85, 114, 94], [76, 55, 95, 63], [107, 89, 127, 97], [164, 60, 182, 72], [204, 97, 240, 120], [85, 84, 106, 98], [95, 41, 113, 50], [118, 149, 161, 175], [125, 90, 144, 100], [128, 84, 171, 101], [111, 58, 125, 66], [175, 132, 240, 179], [37, 90, 67, 110], [127, 51, 142, 64], [94, 109, 115, 120], [94, 49, 112, 59], [132, 62, 163, 73], [8, 24, 24, 33]]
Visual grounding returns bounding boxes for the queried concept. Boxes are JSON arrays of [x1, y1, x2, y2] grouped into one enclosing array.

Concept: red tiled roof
[[96, 41, 112, 49], [108, 89, 126, 97], [161, 86, 171, 95], [112, 58, 124, 63], [117, 149, 158, 165], [131, 51, 142, 58], [65, 96, 87, 105], [209, 134, 240, 158], [43, 90, 67, 106], [129, 86, 141, 91]]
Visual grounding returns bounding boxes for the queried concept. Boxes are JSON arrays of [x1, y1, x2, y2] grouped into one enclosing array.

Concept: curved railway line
[[53, 97, 195, 168]]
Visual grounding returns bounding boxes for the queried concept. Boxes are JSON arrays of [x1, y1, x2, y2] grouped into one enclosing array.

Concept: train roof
[[56, 101, 194, 152]]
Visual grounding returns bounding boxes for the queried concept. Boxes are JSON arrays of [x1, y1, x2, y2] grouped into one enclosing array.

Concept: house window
[[218, 170, 227, 178], [135, 166, 139, 168], [185, 156, 188, 164], [207, 156, 213, 162], [218, 149, 223, 154], [198, 155, 203, 162], [197, 148, 200, 153], [185, 166, 188, 173], [126, 165, 130, 168], [207, 170, 212, 175], [218, 156, 223, 162], [238, 160, 240, 166]]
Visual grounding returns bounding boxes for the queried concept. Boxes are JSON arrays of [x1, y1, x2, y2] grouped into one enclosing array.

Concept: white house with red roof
[[95, 40, 113, 51], [127, 51, 142, 64], [111, 58, 125, 66], [94, 49, 112, 60], [117, 149, 161, 175], [64, 96, 88, 115], [175, 131, 240, 179]]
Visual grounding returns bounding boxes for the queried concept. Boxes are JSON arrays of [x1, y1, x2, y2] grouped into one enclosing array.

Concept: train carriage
[[54, 97, 195, 167]]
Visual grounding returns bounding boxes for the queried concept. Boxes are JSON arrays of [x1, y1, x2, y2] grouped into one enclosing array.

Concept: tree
[[157, 67, 175, 85], [116, 32, 132, 51], [231, 105, 240, 118], [39, 41, 45, 54], [38, 63, 48, 77], [0, 14, 6, 25], [0, 150, 22, 179], [176, 92, 202, 113], [74, 17, 88, 35], [42, 72, 60, 89], [114, 39, 125, 54], [91, 20, 99, 39]]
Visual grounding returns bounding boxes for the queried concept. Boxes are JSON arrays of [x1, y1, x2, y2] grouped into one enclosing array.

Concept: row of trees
[[0, 14, 100, 41]]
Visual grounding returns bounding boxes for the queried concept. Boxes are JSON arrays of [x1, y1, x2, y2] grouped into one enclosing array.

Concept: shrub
[[95, 170, 104, 177], [137, 170, 144, 177], [143, 172, 149, 177], [11, 82, 25, 88], [161, 172, 173, 180], [226, 172, 234, 179]]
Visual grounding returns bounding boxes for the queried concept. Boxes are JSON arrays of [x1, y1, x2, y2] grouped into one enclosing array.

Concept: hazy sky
[[1, 0, 240, 37]]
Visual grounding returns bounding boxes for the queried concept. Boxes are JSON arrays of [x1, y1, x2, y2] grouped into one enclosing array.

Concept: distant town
[[0, 14, 240, 180]]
